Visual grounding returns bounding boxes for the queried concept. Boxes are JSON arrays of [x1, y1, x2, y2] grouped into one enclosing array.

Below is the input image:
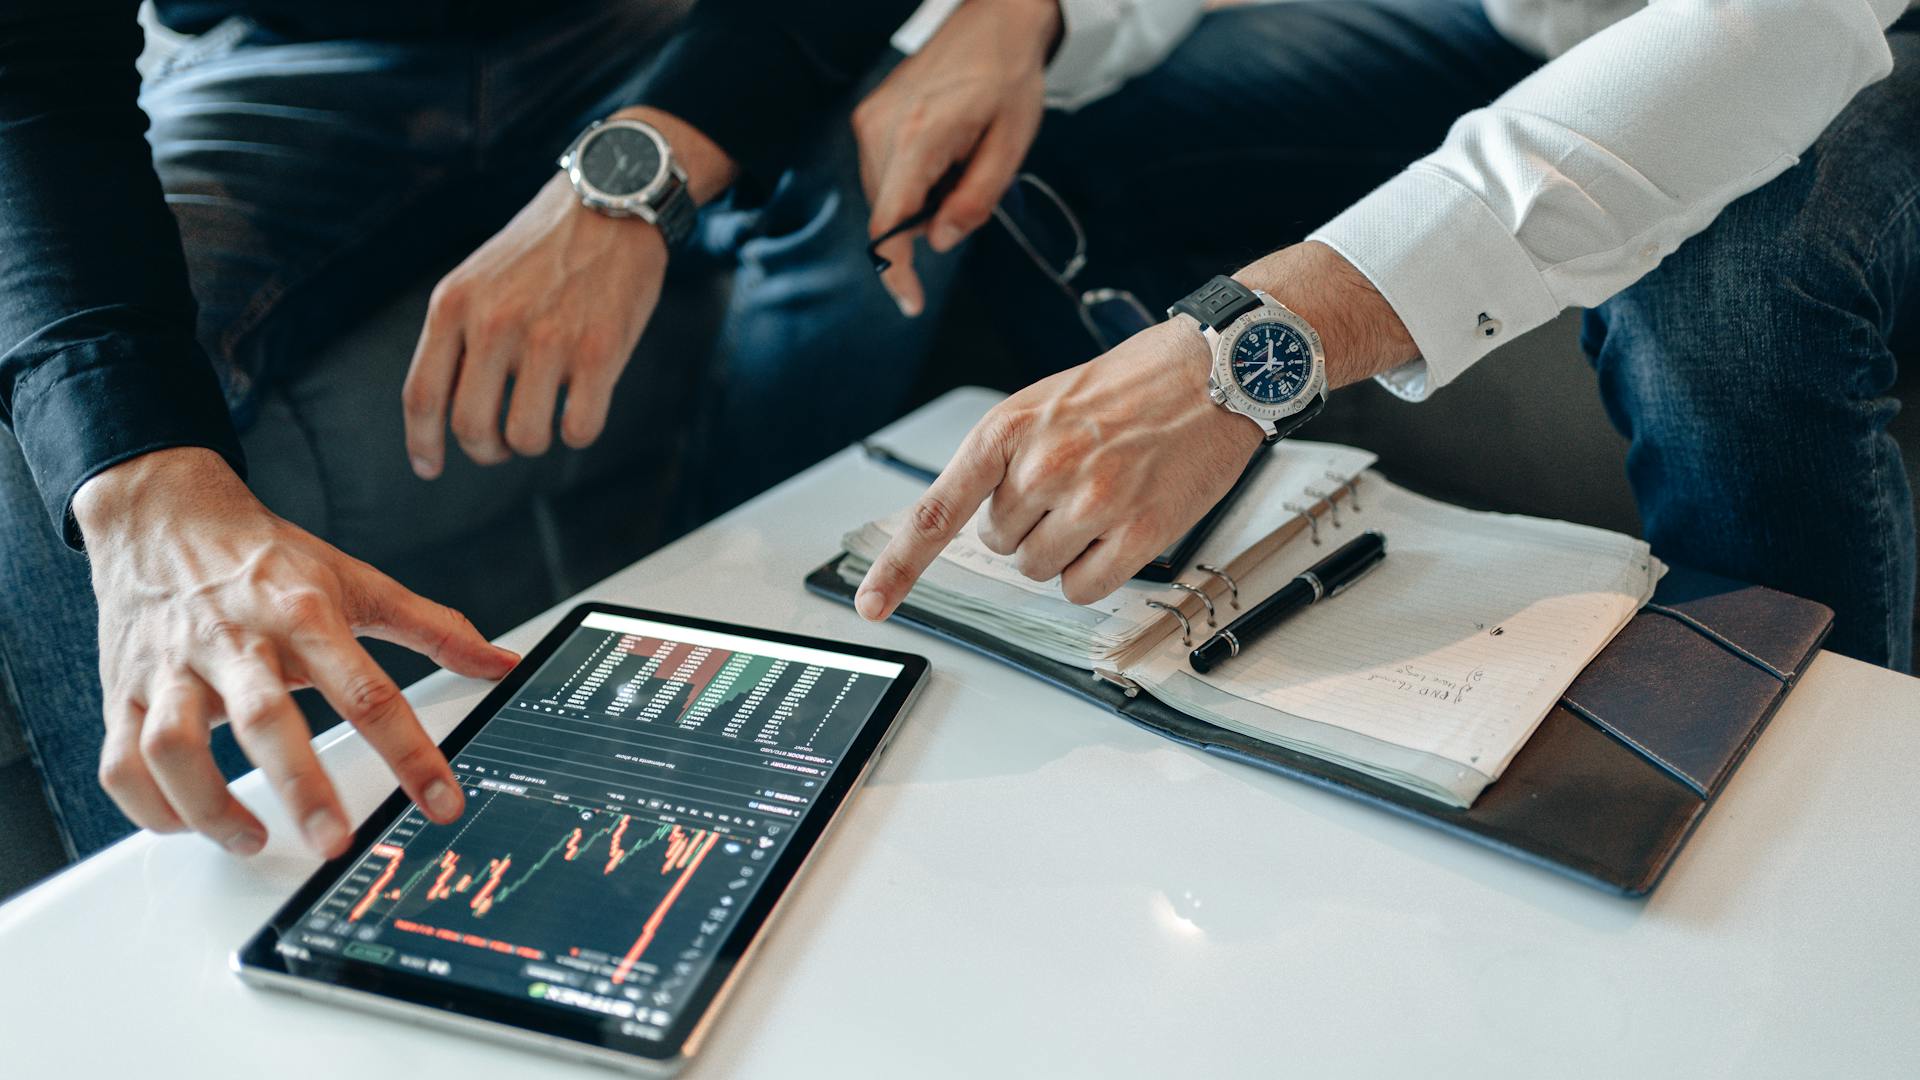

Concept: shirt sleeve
[[1307, 0, 1910, 402], [0, 1, 247, 547], [890, 0, 1202, 112]]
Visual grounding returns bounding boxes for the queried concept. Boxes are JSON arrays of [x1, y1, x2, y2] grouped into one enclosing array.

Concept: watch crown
[[1209, 385, 1230, 405]]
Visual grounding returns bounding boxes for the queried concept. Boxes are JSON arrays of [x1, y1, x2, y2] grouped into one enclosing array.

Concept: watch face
[[579, 126, 663, 197], [1229, 321, 1314, 404]]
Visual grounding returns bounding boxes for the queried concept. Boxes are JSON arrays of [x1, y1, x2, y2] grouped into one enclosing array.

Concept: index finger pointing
[[855, 416, 1014, 621], [292, 623, 464, 826]]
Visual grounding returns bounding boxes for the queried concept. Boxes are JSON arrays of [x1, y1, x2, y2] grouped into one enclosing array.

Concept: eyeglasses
[[867, 172, 1156, 353]]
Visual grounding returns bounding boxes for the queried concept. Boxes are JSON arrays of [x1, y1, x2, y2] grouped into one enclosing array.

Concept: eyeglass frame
[[865, 172, 1157, 353]]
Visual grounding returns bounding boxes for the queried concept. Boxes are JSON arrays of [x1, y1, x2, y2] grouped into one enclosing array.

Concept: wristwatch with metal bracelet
[[558, 117, 698, 246]]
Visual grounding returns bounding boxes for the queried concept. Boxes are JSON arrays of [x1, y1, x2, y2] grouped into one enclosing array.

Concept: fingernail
[[224, 829, 266, 856], [303, 809, 348, 856], [894, 292, 922, 319], [411, 455, 438, 480], [424, 779, 464, 821], [855, 589, 886, 621], [929, 223, 961, 252]]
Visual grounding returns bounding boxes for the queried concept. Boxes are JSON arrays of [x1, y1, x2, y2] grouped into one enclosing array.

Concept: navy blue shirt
[[0, 0, 909, 546]]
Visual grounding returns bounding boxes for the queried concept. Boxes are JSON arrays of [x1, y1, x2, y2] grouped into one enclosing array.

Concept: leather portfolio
[[807, 559, 1831, 896]]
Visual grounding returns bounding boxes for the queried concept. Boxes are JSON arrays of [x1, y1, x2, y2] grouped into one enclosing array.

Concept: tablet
[[235, 603, 929, 1074]]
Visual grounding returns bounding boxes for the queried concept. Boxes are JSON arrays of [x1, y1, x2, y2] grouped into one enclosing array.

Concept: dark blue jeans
[[0, 1, 922, 858], [974, 0, 1917, 670]]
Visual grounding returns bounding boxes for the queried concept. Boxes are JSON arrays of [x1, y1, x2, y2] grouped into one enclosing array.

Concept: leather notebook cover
[[805, 559, 1831, 896]]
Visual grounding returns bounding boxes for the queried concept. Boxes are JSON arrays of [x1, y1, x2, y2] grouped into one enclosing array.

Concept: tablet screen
[[282, 611, 906, 1042]]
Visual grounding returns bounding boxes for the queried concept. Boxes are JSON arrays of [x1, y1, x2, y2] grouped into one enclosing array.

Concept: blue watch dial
[[1229, 322, 1313, 404]]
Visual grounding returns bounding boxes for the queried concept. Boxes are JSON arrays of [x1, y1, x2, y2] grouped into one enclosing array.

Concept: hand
[[404, 108, 735, 477], [853, 242, 1418, 617], [856, 319, 1262, 615], [402, 172, 666, 476], [74, 448, 520, 857], [852, 0, 1062, 317]]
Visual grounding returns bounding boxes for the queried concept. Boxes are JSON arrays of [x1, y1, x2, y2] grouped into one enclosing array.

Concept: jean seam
[[1850, 177, 1920, 661]]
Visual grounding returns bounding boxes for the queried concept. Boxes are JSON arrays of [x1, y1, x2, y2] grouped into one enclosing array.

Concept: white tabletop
[[3, 387, 1917, 1078]]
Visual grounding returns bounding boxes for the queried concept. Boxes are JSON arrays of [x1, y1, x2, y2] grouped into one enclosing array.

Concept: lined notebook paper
[[1129, 477, 1660, 804]]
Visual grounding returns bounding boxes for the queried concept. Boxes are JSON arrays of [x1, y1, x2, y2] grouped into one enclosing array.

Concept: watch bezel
[[1208, 294, 1327, 423], [559, 118, 676, 216]]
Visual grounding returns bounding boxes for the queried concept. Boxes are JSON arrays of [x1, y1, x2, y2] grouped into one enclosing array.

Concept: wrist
[[982, 0, 1066, 61], [72, 446, 254, 548], [1233, 241, 1417, 390], [606, 106, 737, 206]]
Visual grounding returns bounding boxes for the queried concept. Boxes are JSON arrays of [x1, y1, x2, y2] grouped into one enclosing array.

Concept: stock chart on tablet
[[286, 612, 904, 1040]]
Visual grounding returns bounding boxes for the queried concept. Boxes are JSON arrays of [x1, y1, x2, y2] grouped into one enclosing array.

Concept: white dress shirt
[[897, 1, 1913, 399]]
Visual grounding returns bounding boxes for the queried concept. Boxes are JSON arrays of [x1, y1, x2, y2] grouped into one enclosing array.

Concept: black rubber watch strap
[[1169, 275, 1262, 332], [1268, 391, 1326, 443]]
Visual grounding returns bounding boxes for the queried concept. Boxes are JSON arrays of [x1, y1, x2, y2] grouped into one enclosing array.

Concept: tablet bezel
[[235, 601, 929, 1071]]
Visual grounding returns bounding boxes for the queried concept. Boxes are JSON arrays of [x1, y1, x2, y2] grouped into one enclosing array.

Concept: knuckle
[[945, 197, 991, 230], [478, 303, 520, 338], [226, 690, 284, 735], [505, 421, 551, 457], [521, 320, 561, 357], [275, 589, 335, 634], [450, 411, 498, 449], [427, 280, 466, 321], [574, 328, 618, 363], [909, 494, 959, 539], [195, 618, 247, 651], [274, 765, 328, 810], [976, 522, 1015, 557], [1061, 578, 1106, 606], [139, 715, 198, 762], [98, 745, 142, 792], [342, 673, 403, 726], [400, 375, 439, 419], [1012, 547, 1055, 582]]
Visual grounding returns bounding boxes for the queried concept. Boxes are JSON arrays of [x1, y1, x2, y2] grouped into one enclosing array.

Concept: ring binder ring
[[1146, 600, 1194, 646], [1194, 564, 1240, 609], [1284, 501, 1323, 545], [1306, 486, 1342, 529], [1168, 582, 1217, 628], [1326, 470, 1361, 511]]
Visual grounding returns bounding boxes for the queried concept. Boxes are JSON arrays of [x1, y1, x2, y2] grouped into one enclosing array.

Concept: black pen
[[859, 440, 941, 484], [1188, 530, 1387, 674]]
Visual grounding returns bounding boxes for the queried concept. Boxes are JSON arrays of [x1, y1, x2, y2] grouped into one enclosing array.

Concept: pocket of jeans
[[139, 13, 259, 85]]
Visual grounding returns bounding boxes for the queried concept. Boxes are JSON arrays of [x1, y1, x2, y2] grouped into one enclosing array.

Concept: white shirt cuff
[[1044, 0, 1128, 108], [1307, 165, 1562, 402]]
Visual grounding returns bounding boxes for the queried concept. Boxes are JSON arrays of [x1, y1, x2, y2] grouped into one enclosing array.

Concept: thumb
[[348, 567, 519, 679]]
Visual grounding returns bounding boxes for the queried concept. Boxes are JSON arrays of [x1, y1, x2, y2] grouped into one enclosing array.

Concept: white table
[[3, 387, 1917, 1078]]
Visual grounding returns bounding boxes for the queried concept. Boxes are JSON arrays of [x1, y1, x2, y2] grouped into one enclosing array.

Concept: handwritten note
[[1132, 475, 1660, 788]]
